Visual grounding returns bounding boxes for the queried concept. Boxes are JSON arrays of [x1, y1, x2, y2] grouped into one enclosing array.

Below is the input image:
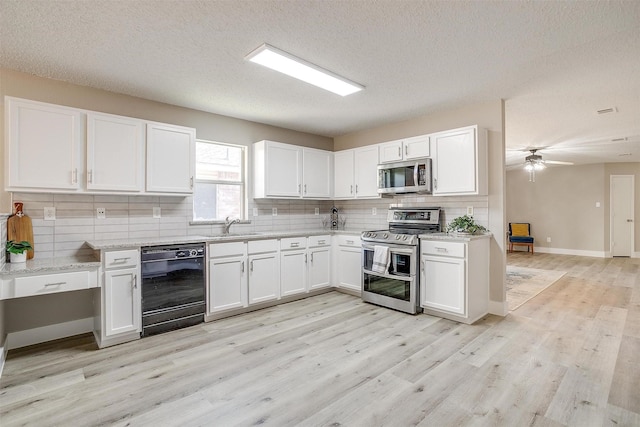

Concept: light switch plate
[[372, 207, 377, 216], [315, 208, 319, 215], [96, 207, 106, 219], [44, 207, 56, 221], [272, 207, 277, 216], [153, 207, 161, 218], [466, 206, 474, 216], [546, 237, 551, 243]]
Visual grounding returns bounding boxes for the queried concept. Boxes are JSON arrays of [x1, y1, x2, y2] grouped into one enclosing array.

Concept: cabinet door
[[146, 122, 195, 193], [404, 134, 430, 159], [280, 250, 307, 296], [87, 112, 144, 192], [104, 267, 141, 336], [209, 255, 248, 313], [248, 252, 280, 304], [303, 148, 332, 198], [421, 256, 466, 315], [432, 126, 477, 195], [6, 97, 82, 190], [265, 142, 302, 197], [354, 145, 380, 198], [309, 246, 331, 290], [337, 246, 362, 293], [333, 150, 355, 198], [378, 140, 403, 163]]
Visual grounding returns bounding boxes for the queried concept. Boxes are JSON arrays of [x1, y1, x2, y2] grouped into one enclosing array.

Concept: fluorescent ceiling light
[[245, 43, 364, 96]]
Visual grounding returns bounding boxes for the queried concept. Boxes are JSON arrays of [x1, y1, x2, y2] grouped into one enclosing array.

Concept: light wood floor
[[1, 252, 639, 426]]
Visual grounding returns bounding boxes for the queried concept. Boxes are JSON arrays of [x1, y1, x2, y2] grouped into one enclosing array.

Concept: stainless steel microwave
[[377, 158, 432, 195]]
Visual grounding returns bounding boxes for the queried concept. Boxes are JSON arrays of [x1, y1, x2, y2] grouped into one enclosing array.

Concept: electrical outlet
[[44, 207, 56, 221], [546, 237, 551, 243], [253, 207, 259, 217], [595, 202, 601, 208], [153, 207, 161, 218], [467, 206, 474, 216], [315, 208, 319, 215], [96, 207, 106, 219], [272, 207, 277, 216], [372, 207, 377, 216]]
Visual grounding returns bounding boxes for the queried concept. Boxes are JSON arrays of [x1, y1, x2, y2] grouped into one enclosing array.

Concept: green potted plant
[[6, 240, 33, 263], [446, 215, 488, 235]]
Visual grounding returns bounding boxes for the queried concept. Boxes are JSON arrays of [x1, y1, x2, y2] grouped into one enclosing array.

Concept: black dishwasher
[[141, 244, 206, 336]]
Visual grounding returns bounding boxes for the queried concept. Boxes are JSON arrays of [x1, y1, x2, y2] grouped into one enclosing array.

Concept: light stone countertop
[[420, 232, 492, 242], [0, 255, 101, 277]]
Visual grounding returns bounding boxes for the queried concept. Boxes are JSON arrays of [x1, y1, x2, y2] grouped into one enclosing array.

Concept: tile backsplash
[[10, 192, 488, 259]]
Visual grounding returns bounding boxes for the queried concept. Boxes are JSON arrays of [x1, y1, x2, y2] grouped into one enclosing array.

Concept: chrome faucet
[[223, 216, 240, 234]]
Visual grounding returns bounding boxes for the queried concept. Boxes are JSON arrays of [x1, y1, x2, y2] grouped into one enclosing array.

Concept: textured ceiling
[[1, 0, 639, 166]]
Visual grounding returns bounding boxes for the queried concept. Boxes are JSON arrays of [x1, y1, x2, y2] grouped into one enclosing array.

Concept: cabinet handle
[[310, 253, 314, 263], [355, 184, 359, 194], [72, 168, 78, 184], [133, 274, 138, 289], [112, 257, 131, 264], [190, 177, 194, 189], [291, 242, 299, 248], [304, 184, 307, 194], [350, 185, 353, 194], [241, 261, 245, 273], [298, 184, 301, 193], [398, 147, 401, 157], [435, 247, 448, 253], [405, 145, 408, 156], [250, 260, 254, 272], [346, 240, 354, 245], [421, 260, 425, 272], [434, 178, 438, 190], [88, 170, 93, 183], [44, 282, 66, 287], [305, 254, 308, 263], [318, 240, 325, 245]]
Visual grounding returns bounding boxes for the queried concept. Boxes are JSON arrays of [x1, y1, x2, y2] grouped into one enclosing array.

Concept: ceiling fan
[[522, 149, 573, 182]]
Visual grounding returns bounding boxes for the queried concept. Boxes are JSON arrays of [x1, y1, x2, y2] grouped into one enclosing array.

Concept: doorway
[[610, 175, 634, 257]]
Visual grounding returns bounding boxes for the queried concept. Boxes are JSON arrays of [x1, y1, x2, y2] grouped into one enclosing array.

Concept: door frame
[[609, 174, 634, 257]]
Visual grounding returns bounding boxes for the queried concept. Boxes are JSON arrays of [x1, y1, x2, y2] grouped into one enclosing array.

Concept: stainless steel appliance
[[361, 207, 441, 314], [141, 243, 206, 336], [377, 158, 432, 195]]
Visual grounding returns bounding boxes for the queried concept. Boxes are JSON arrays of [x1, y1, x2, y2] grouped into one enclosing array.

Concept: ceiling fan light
[[534, 162, 545, 170], [524, 162, 534, 171]]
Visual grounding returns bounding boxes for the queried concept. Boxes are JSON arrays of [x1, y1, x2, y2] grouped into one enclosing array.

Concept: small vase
[[9, 252, 27, 263]]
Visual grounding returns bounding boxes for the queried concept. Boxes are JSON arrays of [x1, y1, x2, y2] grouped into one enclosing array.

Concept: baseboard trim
[[7, 317, 94, 350], [534, 247, 607, 258], [489, 299, 508, 317]]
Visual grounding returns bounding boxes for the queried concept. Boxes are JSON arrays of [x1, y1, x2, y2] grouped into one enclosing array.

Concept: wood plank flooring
[[1, 252, 639, 426]]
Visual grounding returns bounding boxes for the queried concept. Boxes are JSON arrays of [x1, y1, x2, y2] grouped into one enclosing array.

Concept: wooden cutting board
[[7, 202, 34, 259]]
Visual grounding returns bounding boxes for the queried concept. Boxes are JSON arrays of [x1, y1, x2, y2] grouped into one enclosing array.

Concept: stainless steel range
[[361, 207, 441, 314]]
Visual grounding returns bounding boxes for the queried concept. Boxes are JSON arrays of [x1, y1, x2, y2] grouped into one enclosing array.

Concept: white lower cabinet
[[308, 236, 331, 291], [97, 249, 141, 346], [248, 239, 280, 304], [334, 234, 362, 294], [208, 242, 248, 314], [420, 237, 489, 324], [280, 237, 308, 297]]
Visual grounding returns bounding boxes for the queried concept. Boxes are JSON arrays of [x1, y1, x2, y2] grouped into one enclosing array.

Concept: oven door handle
[[363, 268, 413, 281], [362, 243, 416, 255]]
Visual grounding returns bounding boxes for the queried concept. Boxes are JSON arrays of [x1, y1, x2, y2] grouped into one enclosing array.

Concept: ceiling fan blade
[[544, 160, 574, 165]]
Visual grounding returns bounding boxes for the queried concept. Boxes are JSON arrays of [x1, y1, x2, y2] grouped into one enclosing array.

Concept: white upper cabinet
[[431, 125, 487, 196], [334, 145, 379, 199], [146, 122, 195, 194], [302, 148, 333, 198], [253, 140, 332, 199], [378, 134, 430, 164], [87, 112, 144, 192], [5, 97, 82, 191]]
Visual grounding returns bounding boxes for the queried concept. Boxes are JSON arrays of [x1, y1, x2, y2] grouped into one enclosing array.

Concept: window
[[193, 140, 246, 221]]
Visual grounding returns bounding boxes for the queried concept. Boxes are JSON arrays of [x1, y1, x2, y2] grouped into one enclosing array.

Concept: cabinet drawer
[[14, 271, 93, 298], [104, 249, 140, 269], [336, 235, 361, 247], [421, 240, 465, 258], [209, 241, 246, 258], [280, 237, 307, 250], [308, 235, 331, 247], [248, 239, 278, 254]]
